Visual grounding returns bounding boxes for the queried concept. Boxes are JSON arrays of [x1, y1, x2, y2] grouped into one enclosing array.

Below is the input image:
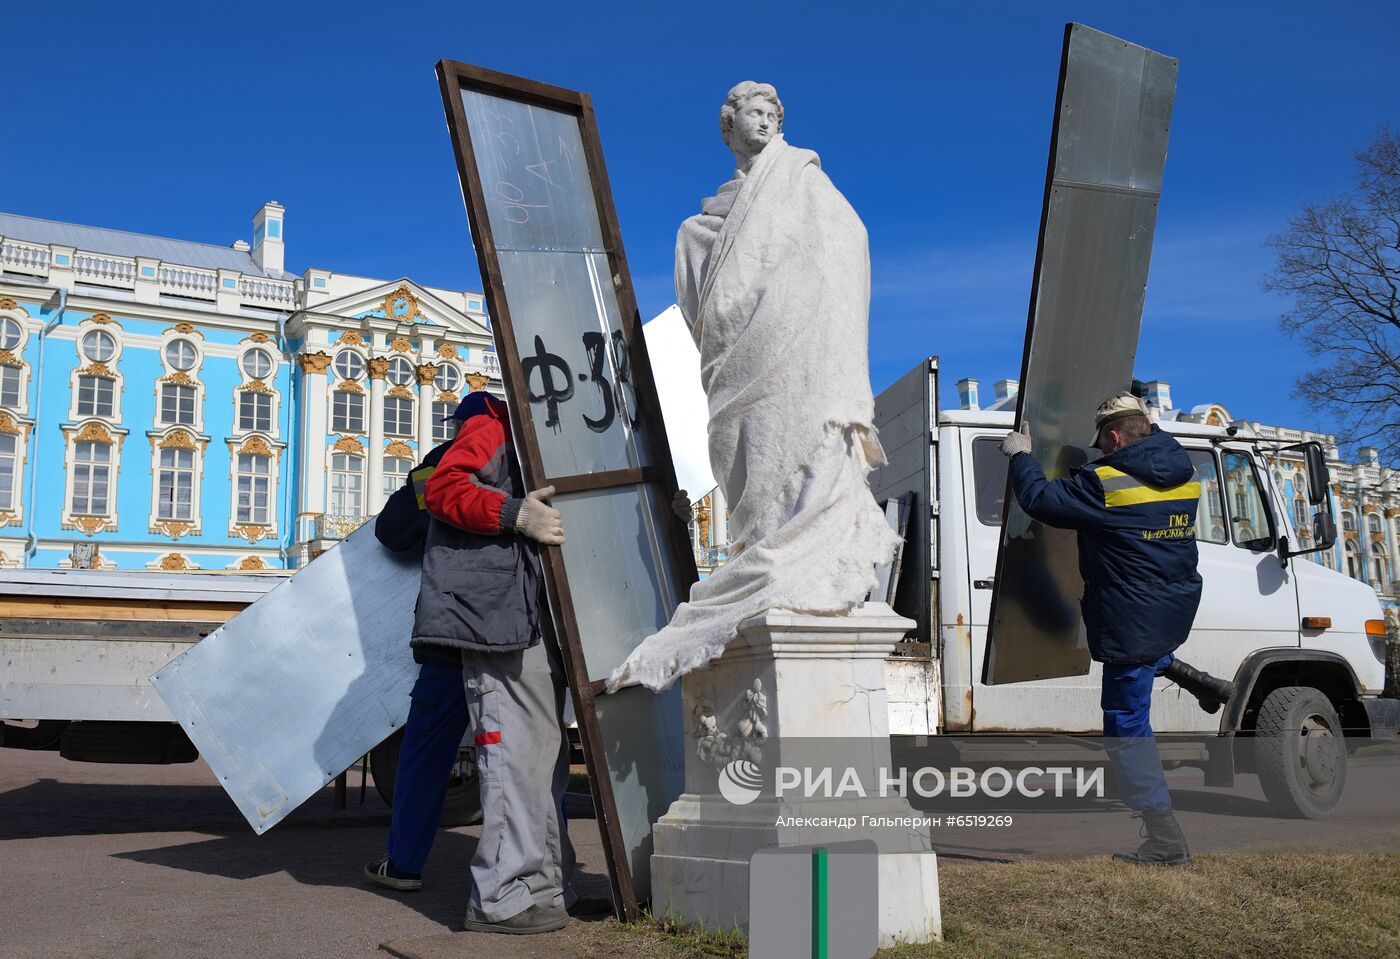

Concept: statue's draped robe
[[608, 136, 899, 692]]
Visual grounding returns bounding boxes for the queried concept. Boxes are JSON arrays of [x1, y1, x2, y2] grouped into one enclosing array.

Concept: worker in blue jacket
[[1000, 393, 1235, 865]]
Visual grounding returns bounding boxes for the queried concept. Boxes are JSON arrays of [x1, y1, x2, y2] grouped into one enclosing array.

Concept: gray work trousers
[[460, 632, 575, 922]]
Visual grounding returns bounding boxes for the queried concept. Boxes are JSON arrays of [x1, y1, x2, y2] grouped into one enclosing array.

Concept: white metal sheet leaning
[[151, 523, 420, 833]]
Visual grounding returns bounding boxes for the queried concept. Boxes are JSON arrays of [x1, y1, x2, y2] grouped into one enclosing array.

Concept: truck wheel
[[370, 728, 484, 828], [1254, 686, 1347, 820]]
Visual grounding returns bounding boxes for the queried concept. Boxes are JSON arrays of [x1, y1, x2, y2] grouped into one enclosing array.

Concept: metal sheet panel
[[437, 62, 694, 918], [870, 358, 938, 644], [984, 24, 1177, 686], [152, 525, 421, 832]]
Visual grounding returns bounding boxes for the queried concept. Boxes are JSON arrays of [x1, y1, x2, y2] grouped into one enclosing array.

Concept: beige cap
[[1091, 393, 1148, 448]]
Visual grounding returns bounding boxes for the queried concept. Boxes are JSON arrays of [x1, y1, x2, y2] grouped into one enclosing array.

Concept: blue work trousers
[[386, 661, 469, 875], [1101, 654, 1174, 812]]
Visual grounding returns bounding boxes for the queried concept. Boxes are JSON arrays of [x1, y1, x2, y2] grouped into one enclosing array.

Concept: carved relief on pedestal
[[693, 678, 768, 771]]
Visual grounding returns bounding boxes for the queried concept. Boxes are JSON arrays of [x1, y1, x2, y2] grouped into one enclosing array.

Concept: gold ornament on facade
[[0, 298, 16, 311], [1386, 507, 1400, 519], [74, 422, 115, 444], [0, 350, 21, 368], [88, 313, 114, 325], [297, 352, 333, 375], [437, 343, 458, 359], [391, 337, 412, 353], [335, 330, 365, 347], [366, 356, 391, 379], [385, 440, 414, 458], [173, 322, 196, 334], [333, 435, 365, 453], [415, 363, 438, 385], [162, 370, 197, 387], [382, 285, 423, 324], [249, 332, 270, 343], [0, 412, 18, 435], [238, 436, 274, 457], [159, 553, 190, 571], [436, 391, 459, 405], [152, 520, 195, 540], [336, 379, 364, 394], [159, 430, 197, 450], [0, 512, 15, 528], [238, 555, 268, 570], [69, 515, 114, 537], [234, 524, 274, 544], [386, 384, 412, 399], [240, 378, 274, 394], [696, 500, 712, 547], [77, 362, 115, 378], [465, 372, 489, 394]]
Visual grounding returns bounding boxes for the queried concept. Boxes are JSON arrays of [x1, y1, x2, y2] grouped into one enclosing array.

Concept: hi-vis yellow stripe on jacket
[[1092, 465, 1201, 509], [411, 465, 436, 510]]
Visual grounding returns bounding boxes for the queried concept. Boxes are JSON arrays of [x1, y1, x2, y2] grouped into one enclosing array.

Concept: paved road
[[0, 749, 610, 959]]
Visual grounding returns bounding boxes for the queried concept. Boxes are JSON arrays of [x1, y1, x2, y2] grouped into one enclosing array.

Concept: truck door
[[1155, 445, 1300, 731]]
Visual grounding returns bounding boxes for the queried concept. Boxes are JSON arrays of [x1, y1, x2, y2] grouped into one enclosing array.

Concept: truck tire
[[1254, 686, 1347, 820], [370, 728, 484, 828]]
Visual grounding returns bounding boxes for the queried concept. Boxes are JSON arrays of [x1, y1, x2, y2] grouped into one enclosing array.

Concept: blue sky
[[3, 1, 1396, 441]]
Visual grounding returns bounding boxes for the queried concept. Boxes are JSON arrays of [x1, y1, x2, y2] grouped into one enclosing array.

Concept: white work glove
[[515, 485, 565, 546], [1001, 423, 1032, 458], [672, 489, 694, 524]]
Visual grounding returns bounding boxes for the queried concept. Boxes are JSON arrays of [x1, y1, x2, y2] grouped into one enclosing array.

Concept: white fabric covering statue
[[608, 81, 899, 692]]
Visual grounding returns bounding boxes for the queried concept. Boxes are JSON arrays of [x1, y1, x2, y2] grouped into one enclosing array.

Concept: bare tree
[[1266, 127, 1400, 464]]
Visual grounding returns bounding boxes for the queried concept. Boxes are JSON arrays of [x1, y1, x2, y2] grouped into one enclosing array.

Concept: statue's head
[[719, 81, 783, 160]]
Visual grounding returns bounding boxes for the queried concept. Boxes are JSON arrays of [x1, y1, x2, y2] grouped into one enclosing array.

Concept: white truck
[[874, 358, 1399, 820]]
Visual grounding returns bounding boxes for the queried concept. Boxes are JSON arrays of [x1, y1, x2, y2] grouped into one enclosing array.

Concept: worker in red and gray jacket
[[367, 391, 581, 934]]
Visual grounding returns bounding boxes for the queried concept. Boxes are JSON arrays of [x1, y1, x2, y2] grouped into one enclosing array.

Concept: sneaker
[[363, 855, 423, 891], [462, 902, 569, 935]]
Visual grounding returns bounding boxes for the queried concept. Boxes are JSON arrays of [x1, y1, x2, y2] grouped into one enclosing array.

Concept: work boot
[[462, 902, 569, 936], [1112, 809, 1191, 866], [363, 854, 422, 891], [1164, 659, 1236, 714]]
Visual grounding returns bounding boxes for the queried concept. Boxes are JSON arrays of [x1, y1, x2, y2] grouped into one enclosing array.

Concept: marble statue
[[608, 81, 899, 692]]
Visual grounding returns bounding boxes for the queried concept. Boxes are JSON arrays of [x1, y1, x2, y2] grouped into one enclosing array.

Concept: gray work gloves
[[1000, 423, 1033, 458], [515, 485, 565, 546], [672, 489, 694, 524]]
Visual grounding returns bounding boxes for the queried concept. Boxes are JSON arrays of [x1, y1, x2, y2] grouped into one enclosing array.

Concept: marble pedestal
[[650, 603, 941, 947]]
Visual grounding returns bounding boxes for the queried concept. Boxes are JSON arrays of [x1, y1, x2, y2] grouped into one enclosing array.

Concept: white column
[[298, 353, 330, 515], [367, 358, 387, 513], [417, 361, 438, 452], [712, 483, 729, 549]]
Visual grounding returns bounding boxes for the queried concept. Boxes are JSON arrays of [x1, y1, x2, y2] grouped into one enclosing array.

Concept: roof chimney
[[957, 377, 980, 411], [251, 201, 285, 276], [993, 379, 1019, 405], [1143, 380, 1172, 411], [231, 239, 251, 252]]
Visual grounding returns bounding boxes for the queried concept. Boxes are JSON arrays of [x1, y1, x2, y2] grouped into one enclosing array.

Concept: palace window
[[334, 351, 365, 382], [0, 434, 16, 511], [236, 454, 272, 525], [242, 349, 274, 380], [159, 383, 197, 426], [80, 330, 116, 363], [434, 364, 461, 393], [387, 357, 415, 386], [77, 375, 116, 417], [384, 456, 412, 498], [332, 391, 365, 433], [1373, 540, 1390, 588], [1342, 511, 1357, 532], [1293, 497, 1308, 530], [0, 318, 22, 350], [0, 367, 23, 408], [384, 396, 414, 437], [1345, 541, 1365, 582], [329, 453, 364, 515], [239, 392, 273, 433], [1367, 512, 1383, 535], [164, 339, 199, 372], [156, 447, 195, 521], [71, 440, 112, 515], [432, 401, 457, 443]]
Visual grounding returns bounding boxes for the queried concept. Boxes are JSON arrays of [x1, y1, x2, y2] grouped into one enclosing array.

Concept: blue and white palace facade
[[0, 202, 501, 572]]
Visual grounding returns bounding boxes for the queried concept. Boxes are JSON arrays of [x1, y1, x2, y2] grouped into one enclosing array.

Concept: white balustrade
[[0, 239, 52, 276], [238, 277, 296, 307], [158, 265, 219, 299]]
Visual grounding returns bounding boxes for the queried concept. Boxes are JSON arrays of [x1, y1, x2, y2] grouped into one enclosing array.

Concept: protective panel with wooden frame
[[435, 61, 696, 920], [984, 24, 1177, 685]]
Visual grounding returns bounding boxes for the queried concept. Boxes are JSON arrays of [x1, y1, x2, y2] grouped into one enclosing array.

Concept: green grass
[[595, 854, 1400, 959]]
